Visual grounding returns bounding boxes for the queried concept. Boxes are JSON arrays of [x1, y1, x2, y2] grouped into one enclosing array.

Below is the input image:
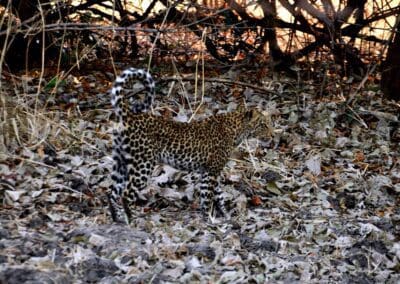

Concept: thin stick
[[189, 28, 207, 122], [3, 154, 57, 169], [147, 5, 171, 71], [160, 76, 278, 95]]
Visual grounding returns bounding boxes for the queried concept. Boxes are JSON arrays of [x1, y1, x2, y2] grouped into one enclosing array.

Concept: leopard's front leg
[[199, 173, 229, 218], [213, 176, 230, 219]]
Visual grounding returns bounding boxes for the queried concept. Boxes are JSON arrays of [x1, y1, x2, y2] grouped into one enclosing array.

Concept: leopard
[[107, 67, 272, 224]]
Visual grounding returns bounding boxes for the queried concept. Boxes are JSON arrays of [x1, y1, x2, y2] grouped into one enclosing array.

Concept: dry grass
[[0, 71, 101, 161]]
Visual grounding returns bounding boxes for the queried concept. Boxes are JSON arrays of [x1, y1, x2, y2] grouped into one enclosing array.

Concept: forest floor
[[1, 63, 400, 283]]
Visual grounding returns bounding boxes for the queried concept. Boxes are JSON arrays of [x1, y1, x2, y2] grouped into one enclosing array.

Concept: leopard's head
[[237, 108, 273, 144]]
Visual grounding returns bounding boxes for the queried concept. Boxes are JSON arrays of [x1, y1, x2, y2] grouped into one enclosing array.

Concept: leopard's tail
[[110, 68, 155, 119]]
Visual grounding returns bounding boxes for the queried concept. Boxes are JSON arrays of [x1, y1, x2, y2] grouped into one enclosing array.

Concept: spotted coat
[[108, 68, 271, 223]]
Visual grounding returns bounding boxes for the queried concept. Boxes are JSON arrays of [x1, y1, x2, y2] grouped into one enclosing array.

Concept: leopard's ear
[[244, 109, 258, 120], [237, 100, 246, 113]]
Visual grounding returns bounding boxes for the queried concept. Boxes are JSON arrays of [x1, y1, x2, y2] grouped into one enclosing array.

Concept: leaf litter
[[1, 69, 400, 283]]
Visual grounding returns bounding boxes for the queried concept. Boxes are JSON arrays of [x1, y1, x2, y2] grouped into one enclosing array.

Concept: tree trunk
[[381, 16, 400, 101]]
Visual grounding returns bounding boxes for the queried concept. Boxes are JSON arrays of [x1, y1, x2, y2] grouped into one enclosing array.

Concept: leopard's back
[[123, 109, 269, 173]]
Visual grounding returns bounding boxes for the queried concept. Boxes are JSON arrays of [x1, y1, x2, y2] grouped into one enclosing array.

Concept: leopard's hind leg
[[108, 130, 129, 223], [122, 149, 156, 223]]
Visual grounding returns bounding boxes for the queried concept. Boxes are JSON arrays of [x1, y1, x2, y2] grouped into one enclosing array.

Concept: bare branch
[[296, 0, 332, 27]]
